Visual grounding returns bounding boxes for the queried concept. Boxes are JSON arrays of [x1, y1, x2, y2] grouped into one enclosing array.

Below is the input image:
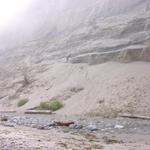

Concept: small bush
[[17, 99, 28, 107], [39, 101, 51, 110], [49, 100, 64, 111], [38, 100, 63, 111]]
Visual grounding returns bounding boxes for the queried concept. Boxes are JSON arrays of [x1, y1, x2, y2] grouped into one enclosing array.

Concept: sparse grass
[[86, 104, 122, 118], [38, 100, 64, 111], [17, 99, 28, 107], [103, 136, 124, 144]]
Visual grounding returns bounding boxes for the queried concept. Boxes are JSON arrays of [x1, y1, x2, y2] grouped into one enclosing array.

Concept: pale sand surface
[[0, 125, 150, 150], [1, 62, 149, 117]]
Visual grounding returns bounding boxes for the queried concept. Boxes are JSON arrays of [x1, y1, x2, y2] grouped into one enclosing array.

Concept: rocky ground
[[0, 113, 150, 150]]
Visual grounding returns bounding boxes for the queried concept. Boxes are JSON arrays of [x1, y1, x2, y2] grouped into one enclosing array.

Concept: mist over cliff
[[0, 0, 150, 49]]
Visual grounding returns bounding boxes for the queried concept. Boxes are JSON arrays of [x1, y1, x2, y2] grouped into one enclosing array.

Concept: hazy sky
[[0, 0, 33, 29], [0, 0, 148, 49]]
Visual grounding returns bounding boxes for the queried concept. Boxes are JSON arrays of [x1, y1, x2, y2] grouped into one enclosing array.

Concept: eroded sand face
[[1, 62, 150, 117]]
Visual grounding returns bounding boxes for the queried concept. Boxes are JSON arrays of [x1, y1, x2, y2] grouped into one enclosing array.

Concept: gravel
[[0, 113, 150, 134]]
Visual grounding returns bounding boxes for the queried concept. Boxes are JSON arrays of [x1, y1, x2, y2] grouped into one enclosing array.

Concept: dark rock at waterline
[[69, 124, 83, 129], [1, 116, 8, 122]]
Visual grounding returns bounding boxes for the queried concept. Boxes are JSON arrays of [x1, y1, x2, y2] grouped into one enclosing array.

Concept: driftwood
[[27, 107, 38, 110], [0, 110, 16, 113], [54, 121, 74, 127], [1, 116, 8, 122], [24, 110, 52, 115], [120, 114, 150, 120]]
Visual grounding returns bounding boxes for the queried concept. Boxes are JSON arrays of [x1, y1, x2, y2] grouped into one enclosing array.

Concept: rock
[[114, 124, 124, 129], [2, 123, 15, 127], [70, 45, 150, 65], [31, 124, 38, 128], [70, 51, 121, 65], [69, 124, 83, 129], [47, 122, 57, 127], [37, 125, 45, 130], [1, 116, 8, 122], [54, 121, 74, 127], [119, 45, 143, 63], [87, 124, 98, 131], [140, 46, 150, 61]]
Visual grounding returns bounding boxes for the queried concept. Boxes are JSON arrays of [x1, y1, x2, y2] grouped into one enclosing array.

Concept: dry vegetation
[[38, 100, 64, 111], [17, 99, 29, 107]]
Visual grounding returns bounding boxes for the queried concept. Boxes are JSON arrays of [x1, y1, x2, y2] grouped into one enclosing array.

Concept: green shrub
[[17, 99, 28, 107], [49, 100, 64, 111], [39, 101, 51, 110], [38, 100, 63, 111]]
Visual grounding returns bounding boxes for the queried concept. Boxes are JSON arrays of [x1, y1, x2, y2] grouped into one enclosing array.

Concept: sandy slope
[[7, 61, 149, 117]]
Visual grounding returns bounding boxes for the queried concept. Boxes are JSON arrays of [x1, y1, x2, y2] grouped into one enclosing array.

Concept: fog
[[0, 0, 149, 49]]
